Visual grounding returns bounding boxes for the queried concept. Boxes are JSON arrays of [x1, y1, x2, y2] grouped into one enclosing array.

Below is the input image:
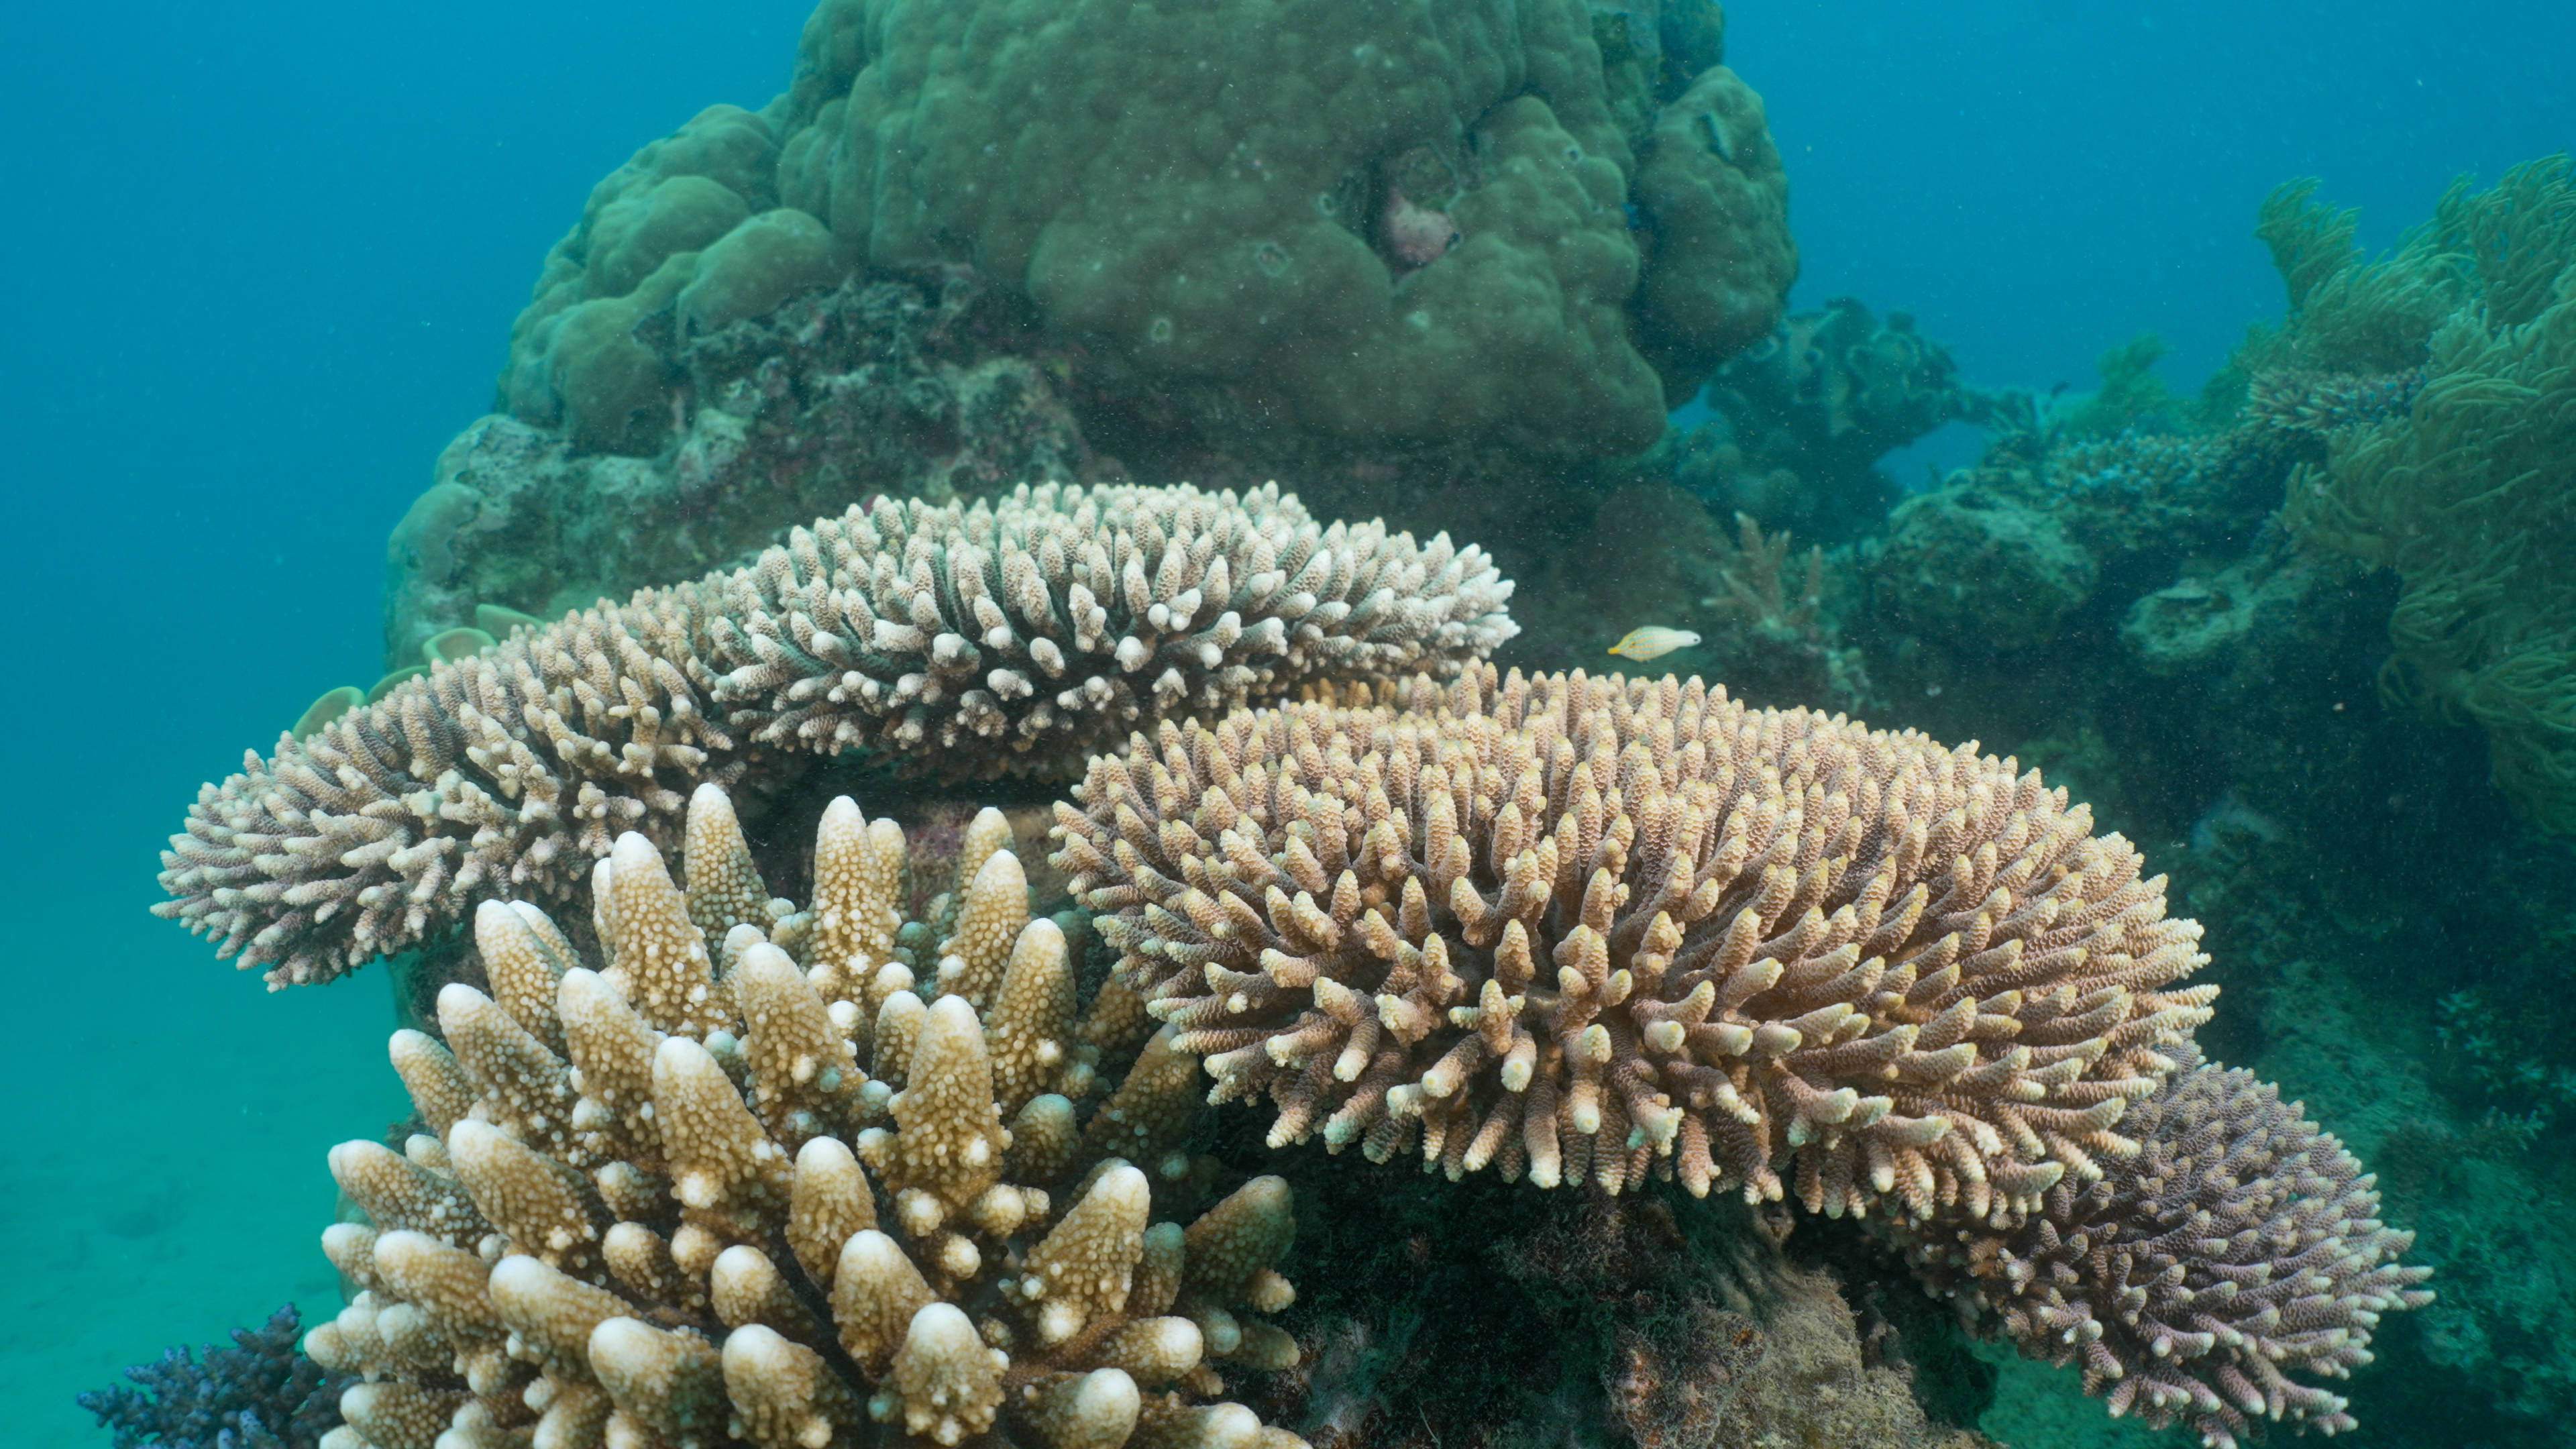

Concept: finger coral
[[158, 481, 1515, 987], [303, 783, 1305, 1449], [1893, 1048, 2434, 1448], [1052, 665, 2216, 1222]]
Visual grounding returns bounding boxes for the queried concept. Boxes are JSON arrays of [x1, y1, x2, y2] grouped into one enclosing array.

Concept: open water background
[[0, 2, 2565, 1443]]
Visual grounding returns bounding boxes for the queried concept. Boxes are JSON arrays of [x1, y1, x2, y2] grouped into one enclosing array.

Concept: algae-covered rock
[[1870, 479, 2098, 650], [2120, 550, 2326, 678], [385, 273, 1089, 669]]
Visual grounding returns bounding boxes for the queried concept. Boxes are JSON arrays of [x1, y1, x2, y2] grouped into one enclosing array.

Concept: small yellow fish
[[1607, 626, 1702, 661]]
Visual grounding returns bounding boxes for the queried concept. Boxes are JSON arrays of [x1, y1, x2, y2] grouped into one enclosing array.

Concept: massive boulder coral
[[501, 0, 1791, 464], [1895, 1049, 2434, 1448], [304, 784, 1305, 1449], [1052, 665, 2216, 1220], [159, 482, 1515, 987]]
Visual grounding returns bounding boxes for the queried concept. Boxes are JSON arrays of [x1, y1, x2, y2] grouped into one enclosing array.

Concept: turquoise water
[[6, 3, 2573, 1447]]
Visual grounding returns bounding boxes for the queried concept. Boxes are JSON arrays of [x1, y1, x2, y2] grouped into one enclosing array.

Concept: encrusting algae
[[305, 782, 1306, 1449]]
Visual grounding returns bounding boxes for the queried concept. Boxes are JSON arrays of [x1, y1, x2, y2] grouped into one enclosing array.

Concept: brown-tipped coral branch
[[1051, 665, 2216, 1222], [307, 783, 1307, 1449], [157, 482, 1517, 987], [1894, 1046, 2434, 1449]]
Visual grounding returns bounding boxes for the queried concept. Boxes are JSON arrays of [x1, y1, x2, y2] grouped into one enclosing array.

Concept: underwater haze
[[5, 0, 2573, 1446]]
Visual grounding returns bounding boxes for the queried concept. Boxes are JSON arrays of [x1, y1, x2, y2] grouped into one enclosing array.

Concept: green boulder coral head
[[504, 0, 1795, 460]]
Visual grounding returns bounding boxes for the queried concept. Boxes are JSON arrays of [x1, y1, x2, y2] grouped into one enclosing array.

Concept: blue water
[[1, 1, 2567, 1444]]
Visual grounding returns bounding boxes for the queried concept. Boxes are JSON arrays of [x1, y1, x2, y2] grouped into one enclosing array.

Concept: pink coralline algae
[[1383, 184, 1461, 269]]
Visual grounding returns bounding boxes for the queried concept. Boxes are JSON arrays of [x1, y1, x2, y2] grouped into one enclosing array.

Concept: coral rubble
[[1055, 665, 2214, 1219], [158, 482, 1514, 988], [303, 784, 1304, 1449]]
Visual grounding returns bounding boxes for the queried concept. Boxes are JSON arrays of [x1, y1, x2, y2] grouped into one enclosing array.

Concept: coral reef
[[1896, 1047, 2434, 1448], [1054, 665, 2215, 1219], [79, 1305, 351, 1449], [1864, 358, 2415, 667], [1688, 298, 2005, 543], [303, 783, 1306, 1449], [2278, 158, 2576, 829], [159, 482, 1515, 987]]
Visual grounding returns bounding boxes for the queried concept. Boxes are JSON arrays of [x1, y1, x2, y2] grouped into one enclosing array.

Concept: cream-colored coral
[[305, 784, 1304, 1449], [158, 481, 1517, 987], [1055, 665, 2216, 1224]]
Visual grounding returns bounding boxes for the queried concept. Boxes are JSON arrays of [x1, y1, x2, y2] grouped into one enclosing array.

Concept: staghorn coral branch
[[1052, 665, 2215, 1221], [1893, 1045, 2434, 1449], [157, 482, 1516, 987]]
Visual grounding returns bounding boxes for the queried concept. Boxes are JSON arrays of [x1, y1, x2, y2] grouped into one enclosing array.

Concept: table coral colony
[[158, 484, 1513, 987]]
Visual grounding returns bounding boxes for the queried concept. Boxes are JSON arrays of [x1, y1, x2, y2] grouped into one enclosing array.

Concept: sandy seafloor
[[2, 909, 405, 1447]]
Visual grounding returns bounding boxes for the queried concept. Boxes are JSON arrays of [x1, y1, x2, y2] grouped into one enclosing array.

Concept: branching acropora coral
[[158, 481, 1516, 987], [1895, 1047, 2434, 1448], [1053, 666, 2216, 1221], [303, 783, 1305, 1449]]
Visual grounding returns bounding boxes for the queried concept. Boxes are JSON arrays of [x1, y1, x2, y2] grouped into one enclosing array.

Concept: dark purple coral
[[78, 1305, 348, 1449], [1896, 1049, 2433, 1447]]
